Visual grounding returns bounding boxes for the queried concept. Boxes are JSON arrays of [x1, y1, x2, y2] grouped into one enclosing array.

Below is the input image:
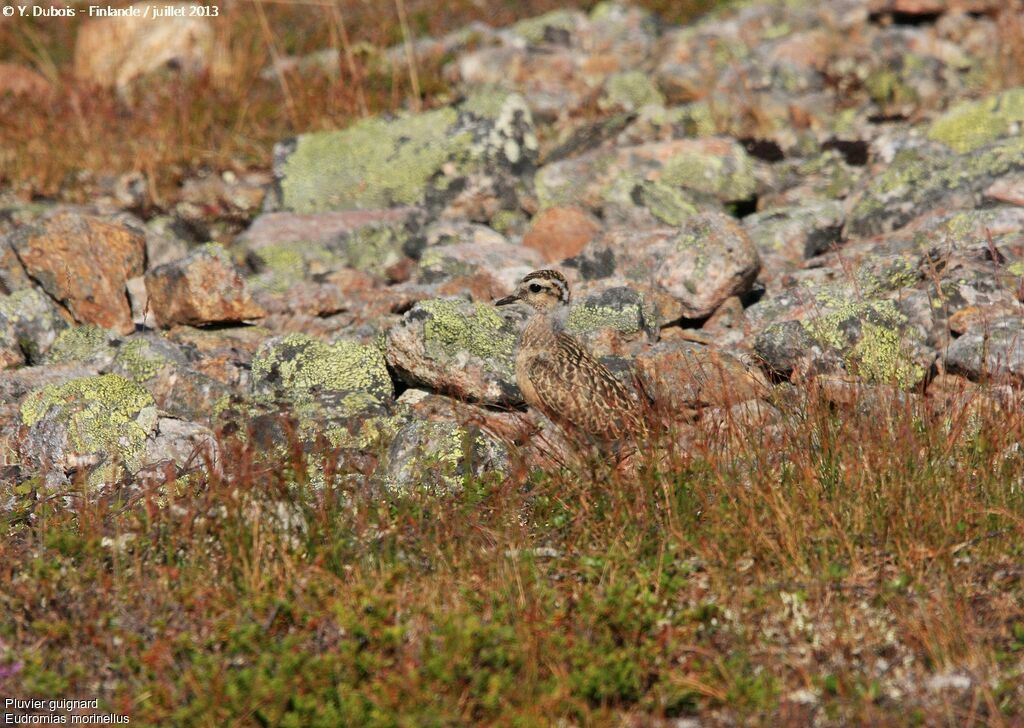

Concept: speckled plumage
[[496, 270, 645, 444]]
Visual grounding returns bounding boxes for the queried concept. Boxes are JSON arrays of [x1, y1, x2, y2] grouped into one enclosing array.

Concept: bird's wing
[[526, 332, 643, 440]]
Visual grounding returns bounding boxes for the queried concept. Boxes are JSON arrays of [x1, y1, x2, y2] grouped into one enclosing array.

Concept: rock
[[45, 325, 119, 366], [16, 373, 159, 488], [416, 239, 544, 291], [565, 283, 657, 356], [574, 212, 761, 319], [754, 298, 932, 388], [522, 207, 602, 263], [107, 334, 233, 422], [73, 2, 214, 91], [141, 416, 219, 476], [945, 317, 1024, 384], [237, 209, 415, 255], [384, 419, 509, 494], [927, 88, 1024, 154], [536, 138, 764, 215], [0, 288, 69, 367], [242, 333, 397, 450], [270, 90, 537, 215], [145, 244, 265, 328], [384, 298, 527, 404], [8, 211, 145, 334], [0, 63, 53, 98], [743, 200, 844, 281], [250, 332, 393, 405], [846, 137, 1024, 238], [635, 342, 767, 420], [600, 70, 665, 112]]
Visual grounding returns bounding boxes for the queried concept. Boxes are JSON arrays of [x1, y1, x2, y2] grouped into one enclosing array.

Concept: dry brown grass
[[1, 381, 1022, 725]]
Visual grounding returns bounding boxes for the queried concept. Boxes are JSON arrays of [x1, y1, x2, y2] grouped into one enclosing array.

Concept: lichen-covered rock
[[17, 373, 159, 488], [600, 70, 665, 111], [846, 137, 1024, 238], [536, 138, 765, 215], [0, 288, 69, 368], [385, 298, 527, 404], [145, 244, 266, 328], [565, 283, 657, 356], [7, 211, 145, 334], [44, 325, 119, 366], [251, 332, 393, 405], [415, 239, 544, 291], [635, 342, 767, 420], [573, 212, 761, 319], [108, 334, 234, 422], [384, 419, 509, 495], [945, 317, 1024, 384], [271, 90, 537, 215], [141, 416, 219, 477], [754, 297, 932, 388], [927, 88, 1024, 154], [744, 200, 844, 281]]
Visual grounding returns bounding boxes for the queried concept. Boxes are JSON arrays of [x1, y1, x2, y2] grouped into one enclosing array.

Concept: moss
[[251, 333, 393, 403], [927, 88, 1024, 153], [20, 374, 157, 482], [419, 299, 518, 371], [45, 325, 115, 364], [601, 71, 665, 112]]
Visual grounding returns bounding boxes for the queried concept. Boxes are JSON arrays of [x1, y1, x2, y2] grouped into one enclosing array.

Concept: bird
[[495, 269, 647, 448]]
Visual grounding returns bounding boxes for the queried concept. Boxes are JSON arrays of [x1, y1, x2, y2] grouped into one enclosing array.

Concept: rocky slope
[[1, 0, 1022, 494]]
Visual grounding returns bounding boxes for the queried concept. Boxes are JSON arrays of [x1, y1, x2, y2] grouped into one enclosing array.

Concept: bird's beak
[[494, 294, 519, 306]]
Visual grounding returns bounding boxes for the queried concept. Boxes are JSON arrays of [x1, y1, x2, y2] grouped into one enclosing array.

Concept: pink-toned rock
[[0, 63, 53, 97], [10, 211, 145, 334], [984, 175, 1024, 207], [73, 2, 213, 90], [145, 245, 265, 328], [237, 209, 416, 253], [523, 207, 602, 262]]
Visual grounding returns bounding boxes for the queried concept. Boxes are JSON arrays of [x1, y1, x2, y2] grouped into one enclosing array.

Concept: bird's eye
[[528, 283, 543, 293]]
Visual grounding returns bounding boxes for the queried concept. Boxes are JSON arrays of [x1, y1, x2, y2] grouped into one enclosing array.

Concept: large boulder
[[571, 212, 761, 319], [270, 90, 537, 216], [73, 2, 214, 91]]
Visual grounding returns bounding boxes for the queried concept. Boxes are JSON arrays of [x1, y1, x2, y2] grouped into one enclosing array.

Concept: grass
[[2, 383, 1022, 725]]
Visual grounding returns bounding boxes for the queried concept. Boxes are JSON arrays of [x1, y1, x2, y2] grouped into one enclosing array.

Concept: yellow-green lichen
[[341, 224, 409, 275], [600, 71, 665, 112], [420, 299, 517, 368], [567, 303, 644, 335], [251, 333, 393, 403], [45, 325, 115, 364], [279, 106, 466, 212], [801, 299, 924, 388], [636, 180, 699, 226], [1007, 261, 1024, 277], [660, 145, 756, 201], [511, 8, 578, 44], [20, 374, 157, 481], [927, 88, 1024, 154], [111, 338, 168, 383]]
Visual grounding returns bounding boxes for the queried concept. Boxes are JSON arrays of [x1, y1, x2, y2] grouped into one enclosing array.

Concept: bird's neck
[[522, 307, 566, 344]]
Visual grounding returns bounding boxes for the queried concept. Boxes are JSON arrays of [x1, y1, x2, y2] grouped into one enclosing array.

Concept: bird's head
[[495, 269, 570, 312]]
